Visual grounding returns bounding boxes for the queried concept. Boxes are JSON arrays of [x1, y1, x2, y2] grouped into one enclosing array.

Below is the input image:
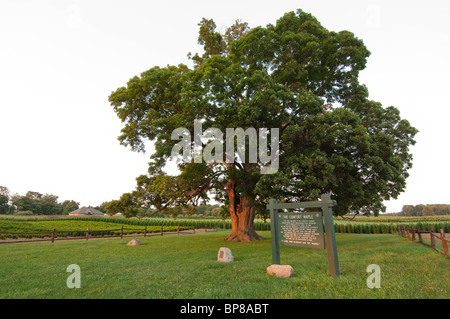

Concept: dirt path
[[418, 232, 450, 240], [0, 228, 217, 244]]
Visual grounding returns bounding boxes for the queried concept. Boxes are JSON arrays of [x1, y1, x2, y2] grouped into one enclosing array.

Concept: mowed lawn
[[0, 231, 448, 299]]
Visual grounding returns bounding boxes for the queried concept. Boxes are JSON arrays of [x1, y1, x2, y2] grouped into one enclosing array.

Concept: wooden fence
[[0, 224, 218, 244], [396, 224, 449, 258]]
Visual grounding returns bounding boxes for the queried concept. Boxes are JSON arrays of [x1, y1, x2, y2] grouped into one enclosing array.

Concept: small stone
[[217, 247, 234, 262], [267, 264, 294, 278], [127, 239, 144, 246]]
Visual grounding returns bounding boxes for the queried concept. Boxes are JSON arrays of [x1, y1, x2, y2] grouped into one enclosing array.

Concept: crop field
[[1, 215, 449, 238], [0, 215, 448, 254], [0, 218, 189, 240]]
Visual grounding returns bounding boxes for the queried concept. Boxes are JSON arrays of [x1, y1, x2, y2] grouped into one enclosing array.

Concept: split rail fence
[[396, 224, 449, 258], [0, 224, 218, 244]]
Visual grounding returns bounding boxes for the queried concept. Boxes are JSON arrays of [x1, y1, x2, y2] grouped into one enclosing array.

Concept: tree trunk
[[224, 179, 264, 242]]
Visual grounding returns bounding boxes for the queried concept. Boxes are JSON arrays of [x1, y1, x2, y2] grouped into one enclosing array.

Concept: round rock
[[267, 264, 294, 278], [127, 239, 144, 246]]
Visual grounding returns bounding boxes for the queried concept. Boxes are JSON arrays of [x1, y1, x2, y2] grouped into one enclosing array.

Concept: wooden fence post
[[430, 226, 435, 248], [161, 226, 163, 236], [86, 227, 89, 241], [144, 226, 147, 237], [177, 225, 179, 235], [411, 228, 416, 241], [205, 224, 207, 232], [51, 228, 56, 243], [441, 229, 448, 254], [417, 229, 423, 243], [120, 225, 124, 239]]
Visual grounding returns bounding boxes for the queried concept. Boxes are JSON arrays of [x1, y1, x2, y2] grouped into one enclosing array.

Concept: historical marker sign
[[267, 194, 340, 277], [277, 211, 324, 249]]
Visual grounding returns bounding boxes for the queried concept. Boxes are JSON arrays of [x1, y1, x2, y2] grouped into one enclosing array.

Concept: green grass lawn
[[0, 231, 448, 299]]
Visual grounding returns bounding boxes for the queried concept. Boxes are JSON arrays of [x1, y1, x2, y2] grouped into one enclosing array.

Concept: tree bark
[[223, 179, 264, 242]]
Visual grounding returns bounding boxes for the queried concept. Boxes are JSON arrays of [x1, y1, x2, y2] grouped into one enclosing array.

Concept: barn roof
[[68, 207, 104, 216]]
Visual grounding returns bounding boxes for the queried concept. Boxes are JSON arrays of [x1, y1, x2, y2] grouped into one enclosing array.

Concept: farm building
[[68, 207, 105, 217]]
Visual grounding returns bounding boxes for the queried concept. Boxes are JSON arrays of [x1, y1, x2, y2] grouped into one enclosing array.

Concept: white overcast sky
[[0, 0, 449, 213]]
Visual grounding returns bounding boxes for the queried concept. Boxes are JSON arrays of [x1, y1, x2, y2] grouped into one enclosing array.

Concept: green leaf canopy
[[109, 9, 418, 229]]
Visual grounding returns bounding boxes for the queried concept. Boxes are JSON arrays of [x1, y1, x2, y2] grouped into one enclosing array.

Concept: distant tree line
[[0, 185, 80, 215], [103, 192, 227, 219], [103, 191, 272, 221], [401, 204, 450, 216]]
